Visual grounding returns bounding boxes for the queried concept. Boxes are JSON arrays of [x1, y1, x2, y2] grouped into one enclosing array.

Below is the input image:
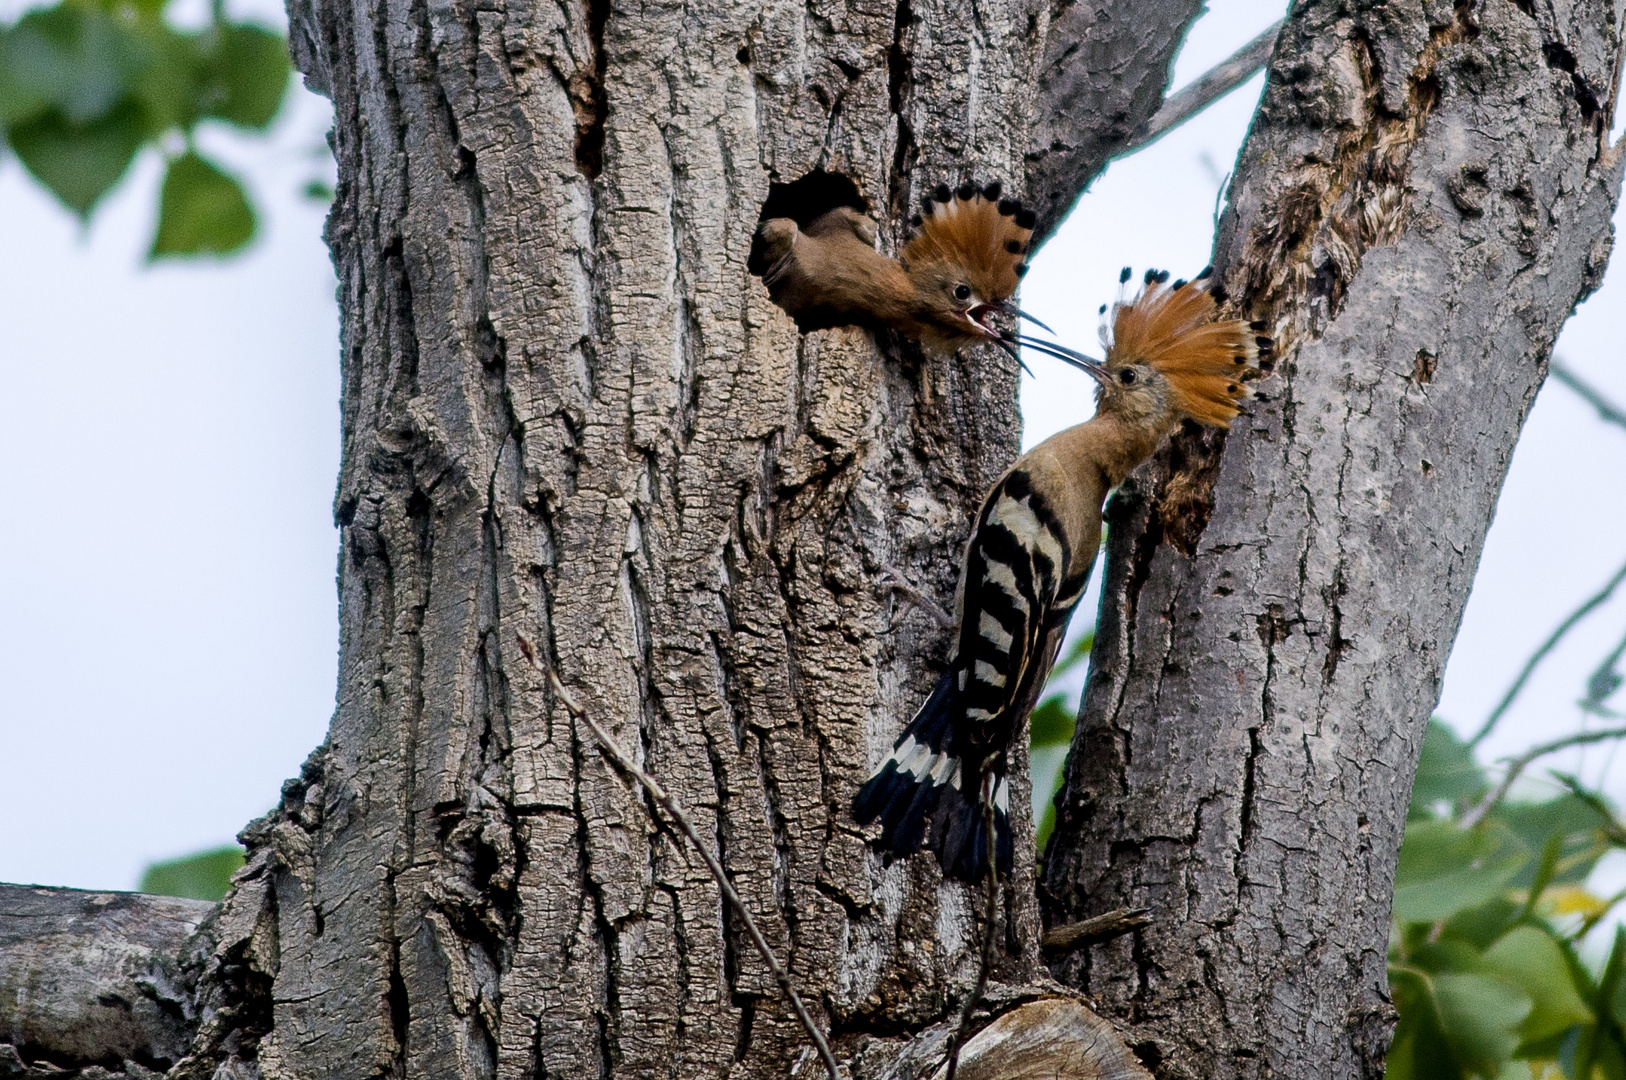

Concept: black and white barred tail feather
[[852, 671, 1014, 882]]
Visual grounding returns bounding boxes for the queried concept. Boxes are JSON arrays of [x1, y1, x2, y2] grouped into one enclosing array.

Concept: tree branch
[[1467, 553, 1626, 747], [1551, 360, 1626, 432], [1118, 21, 1282, 157], [1459, 726, 1626, 829], [0, 884, 213, 1073], [1040, 907, 1152, 952]]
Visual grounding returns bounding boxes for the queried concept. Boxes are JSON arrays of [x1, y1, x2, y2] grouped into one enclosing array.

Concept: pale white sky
[[1, 0, 1624, 891]]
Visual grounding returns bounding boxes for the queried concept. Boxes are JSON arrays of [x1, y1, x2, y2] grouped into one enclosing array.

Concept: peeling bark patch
[[1231, 5, 1475, 343], [1154, 423, 1231, 557], [1410, 348, 1437, 384]]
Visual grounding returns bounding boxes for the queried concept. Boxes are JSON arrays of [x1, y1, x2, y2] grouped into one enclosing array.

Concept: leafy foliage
[[1388, 721, 1626, 1080], [138, 843, 244, 900], [0, 0, 290, 256]]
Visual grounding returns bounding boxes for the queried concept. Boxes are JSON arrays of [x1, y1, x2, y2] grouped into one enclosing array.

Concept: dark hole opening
[[747, 169, 868, 277]]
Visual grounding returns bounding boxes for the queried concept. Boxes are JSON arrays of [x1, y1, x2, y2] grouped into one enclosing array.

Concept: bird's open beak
[[966, 303, 1001, 333], [965, 304, 1036, 374]]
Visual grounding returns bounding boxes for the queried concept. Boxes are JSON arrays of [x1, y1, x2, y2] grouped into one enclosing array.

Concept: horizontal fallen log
[[0, 883, 215, 1076]]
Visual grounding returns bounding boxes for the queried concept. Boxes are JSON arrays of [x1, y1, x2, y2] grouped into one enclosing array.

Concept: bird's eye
[[953, 284, 972, 302], [1118, 369, 1137, 385]]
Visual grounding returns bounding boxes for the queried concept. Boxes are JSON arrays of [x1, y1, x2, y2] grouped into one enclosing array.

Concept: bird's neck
[[1068, 409, 1175, 489], [834, 247, 919, 325]]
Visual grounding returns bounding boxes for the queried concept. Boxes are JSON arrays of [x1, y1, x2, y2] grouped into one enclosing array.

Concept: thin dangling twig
[[516, 634, 842, 1080], [1459, 725, 1626, 829], [1467, 554, 1626, 748]]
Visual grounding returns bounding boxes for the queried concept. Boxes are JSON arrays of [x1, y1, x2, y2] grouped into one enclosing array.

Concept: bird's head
[[1091, 358, 1178, 430], [901, 181, 1036, 351], [1092, 266, 1271, 431]]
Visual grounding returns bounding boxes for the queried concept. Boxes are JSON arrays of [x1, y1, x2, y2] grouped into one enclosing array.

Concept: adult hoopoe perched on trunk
[[752, 180, 1051, 358], [853, 267, 1273, 882]]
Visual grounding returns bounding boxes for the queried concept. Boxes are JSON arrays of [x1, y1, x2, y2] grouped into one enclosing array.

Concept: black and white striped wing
[[954, 470, 1088, 760]]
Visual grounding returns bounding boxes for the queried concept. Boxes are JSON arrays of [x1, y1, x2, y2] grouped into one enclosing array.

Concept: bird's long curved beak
[[992, 301, 1056, 336], [991, 335, 1034, 377], [998, 330, 1111, 386]]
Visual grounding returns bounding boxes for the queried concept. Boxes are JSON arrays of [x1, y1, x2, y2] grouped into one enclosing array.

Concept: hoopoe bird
[[753, 181, 1050, 358], [853, 267, 1273, 882]]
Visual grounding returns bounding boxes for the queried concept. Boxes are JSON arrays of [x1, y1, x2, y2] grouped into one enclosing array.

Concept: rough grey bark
[[0, 0, 1204, 1066], [121, 0, 1209, 1077], [1042, 1, 1626, 1078], [1023, 0, 1207, 240], [0, 885, 211, 1076], [9, 0, 1619, 1074]]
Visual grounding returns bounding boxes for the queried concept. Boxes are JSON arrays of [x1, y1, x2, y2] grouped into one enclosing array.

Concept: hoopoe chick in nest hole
[[854, 267, 1274, 882], [753, 180, 1048, 359]]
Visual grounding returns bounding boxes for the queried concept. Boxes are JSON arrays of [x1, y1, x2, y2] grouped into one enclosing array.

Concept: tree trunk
[[1041, 1, 1626, 1077], [159, 0, 1199, 1077], [2, 0, 1621, 1075]]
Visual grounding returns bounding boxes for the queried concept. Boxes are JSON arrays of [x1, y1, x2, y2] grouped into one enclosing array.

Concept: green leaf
[[0, 4, 149, 124], [1499, 794, 1616, 888], [150, 151, 256, 257], [1029, 697, 1075, 748], [197, 23, 288, 129], [139, 844, 244, 901], [1481, 926, 1593, 1043], [1410, 720, 1489, 820], [1387, 965, 1474, 1080], [1393, 819, 1527, 925], [1411, 938, 1490, 975], [1579, 928, 1626, 1080], [1440, 896, 1522, 951], [7, 102, 145, 215], [129, 22, 206, 132], [1433, 972, 1532, 1077]]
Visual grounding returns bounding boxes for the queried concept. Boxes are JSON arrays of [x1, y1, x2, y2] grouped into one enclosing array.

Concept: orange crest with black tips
[[1103, 267, 1272, 427], [901, 181, 1035, 305]]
